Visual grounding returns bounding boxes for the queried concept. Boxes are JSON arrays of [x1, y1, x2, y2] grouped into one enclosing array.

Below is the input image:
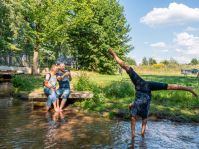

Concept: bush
[[12, 75, 43, 92], [74, 73, 105, 102], [12, 75, 34, 91], [104, 80, 134, 98], [75, 73, 93, 91], [152, 63, 165, 69]]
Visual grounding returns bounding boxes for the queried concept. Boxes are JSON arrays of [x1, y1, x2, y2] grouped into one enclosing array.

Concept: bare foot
[[55, 108, 59, 112], [188, 86, 198, 97], [141, 132, 145, 138]]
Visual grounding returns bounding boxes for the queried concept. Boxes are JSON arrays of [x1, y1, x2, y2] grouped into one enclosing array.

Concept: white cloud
[[172, 56, 191, 63], [185, 26, 199, 32], [175, 48, 182, 52], [150, 42, 166, 48], [174, 32, 199, 55], [140, 3, 199, 27]]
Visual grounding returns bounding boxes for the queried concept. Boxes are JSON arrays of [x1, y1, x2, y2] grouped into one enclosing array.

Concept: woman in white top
[[43, 65, 59, 112]]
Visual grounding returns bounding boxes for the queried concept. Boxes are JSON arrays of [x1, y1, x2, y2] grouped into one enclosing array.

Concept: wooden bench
[[17, 90, 94, 107]]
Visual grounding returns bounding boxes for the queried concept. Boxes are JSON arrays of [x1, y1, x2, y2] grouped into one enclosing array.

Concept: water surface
[[0, 97, 198, 149]]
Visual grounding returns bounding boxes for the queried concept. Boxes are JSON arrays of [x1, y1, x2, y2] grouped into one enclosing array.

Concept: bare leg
[[131, 116, 136, 139], [141, 118, 147, 137], [59, 99, 66, 111], [167, 84, 198, 97], [56, 99, 60, 109], [52, 101, 59, 112], [46, 106, 50, 112]]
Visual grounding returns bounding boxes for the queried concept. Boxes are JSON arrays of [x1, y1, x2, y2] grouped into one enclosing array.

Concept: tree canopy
[[0, 0, 132, 74]]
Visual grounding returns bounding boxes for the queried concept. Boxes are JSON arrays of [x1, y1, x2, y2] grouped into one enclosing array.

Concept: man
[[43, 65, 59, 112], [108, 48, 198, 140], [56, 63, 72, 111]]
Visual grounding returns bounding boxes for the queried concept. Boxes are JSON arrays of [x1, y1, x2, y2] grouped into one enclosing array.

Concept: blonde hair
[[50, 64, 57, 71]]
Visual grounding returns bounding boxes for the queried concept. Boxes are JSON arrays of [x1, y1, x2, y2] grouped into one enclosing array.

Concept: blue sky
[[119, 0, 199, 64]]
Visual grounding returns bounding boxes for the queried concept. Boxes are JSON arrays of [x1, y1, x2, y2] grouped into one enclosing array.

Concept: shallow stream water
[[0, 82, 198, 149]]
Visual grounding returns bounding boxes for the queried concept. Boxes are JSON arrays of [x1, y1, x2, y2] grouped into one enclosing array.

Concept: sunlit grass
[[12, 68, 199, 122], [73, 70, 199, 122]]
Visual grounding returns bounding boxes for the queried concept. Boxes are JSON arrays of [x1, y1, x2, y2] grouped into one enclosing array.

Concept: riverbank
[[11, 71, 199, 123]]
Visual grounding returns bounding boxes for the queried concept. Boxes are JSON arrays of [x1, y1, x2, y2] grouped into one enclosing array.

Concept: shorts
[[44, 87, 57, 107], [130, 92, 151, 119], [56, 88, 70, 101], [127, 67, 168, 118]]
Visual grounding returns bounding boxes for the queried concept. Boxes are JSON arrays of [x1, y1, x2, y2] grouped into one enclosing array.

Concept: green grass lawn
[[73, 71, 199, 122], [12, 70, 199, 122]]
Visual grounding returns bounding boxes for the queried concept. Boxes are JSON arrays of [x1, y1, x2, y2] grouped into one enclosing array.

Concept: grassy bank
[[12, 69, 199, 122], [73, 71, 199, 122]]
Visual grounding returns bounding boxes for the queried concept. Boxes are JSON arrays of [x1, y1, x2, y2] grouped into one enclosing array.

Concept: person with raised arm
[[108, 48, 198, 140], [56, 63, 72, 111]]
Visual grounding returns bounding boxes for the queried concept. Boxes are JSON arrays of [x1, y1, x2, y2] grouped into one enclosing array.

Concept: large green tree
[[67, 0, 131, 73], [0, 0, 24, 52], [19, 0, 75, 74], [1, 0, 131, 74]]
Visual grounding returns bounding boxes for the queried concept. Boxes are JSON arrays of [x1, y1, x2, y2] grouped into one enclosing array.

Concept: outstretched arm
[[108, 48, 130, 71], [167, 84, 198, 97]]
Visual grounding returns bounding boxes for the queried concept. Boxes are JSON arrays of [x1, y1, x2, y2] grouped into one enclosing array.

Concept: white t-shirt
[[45, 73, 57, 88]]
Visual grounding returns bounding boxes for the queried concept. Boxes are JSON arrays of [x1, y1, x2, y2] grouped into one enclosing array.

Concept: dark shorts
[[130, 92, 150, 118], [127, 67, 168, 118]]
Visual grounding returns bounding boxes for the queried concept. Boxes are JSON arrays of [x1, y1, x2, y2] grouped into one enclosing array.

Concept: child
[[108, 48, 198, 139]]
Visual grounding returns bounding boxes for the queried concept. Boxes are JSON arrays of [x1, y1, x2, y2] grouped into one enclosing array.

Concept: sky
[[119, 0, 199, 64]]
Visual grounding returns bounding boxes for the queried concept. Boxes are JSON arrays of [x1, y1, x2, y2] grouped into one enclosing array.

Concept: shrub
[[12, 75, 43, 92], [12, 75, 33, 91], [152, 63, 165, 69], [104, 80, 134, 98], [74, 73, 105, 102], [75, 73, 93, 91]]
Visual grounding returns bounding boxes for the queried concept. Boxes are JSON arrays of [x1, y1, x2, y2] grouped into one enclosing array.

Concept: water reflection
[[0, 98, 198, 149]]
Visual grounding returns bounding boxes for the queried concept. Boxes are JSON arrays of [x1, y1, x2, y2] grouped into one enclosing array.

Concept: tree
[[148, 57, 157, 65], [67, 0, 132, 73], [190, 58, 198, 65], [160, 60, 169, 65], [125, 57, 136, 65], [142, 57, 148, 65], [1, 0, 131, 74], [0, 0, 24, 53], [169, 58, 178, 65]]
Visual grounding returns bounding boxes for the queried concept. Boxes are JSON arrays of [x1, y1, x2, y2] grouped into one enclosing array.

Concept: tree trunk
[[32, 46, 39, 75]]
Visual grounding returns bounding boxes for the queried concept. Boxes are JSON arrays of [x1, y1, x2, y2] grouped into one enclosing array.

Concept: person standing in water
[[108, 48, 198, 140], [43, 65, 59, 112], [56, 63, 72, 111]]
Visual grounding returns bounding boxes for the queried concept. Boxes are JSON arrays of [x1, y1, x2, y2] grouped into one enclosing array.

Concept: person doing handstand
[[108, 48, 198, 140]]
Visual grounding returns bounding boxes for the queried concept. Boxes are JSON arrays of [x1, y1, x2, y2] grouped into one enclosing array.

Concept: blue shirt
[[56, 70, 70, 89]]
